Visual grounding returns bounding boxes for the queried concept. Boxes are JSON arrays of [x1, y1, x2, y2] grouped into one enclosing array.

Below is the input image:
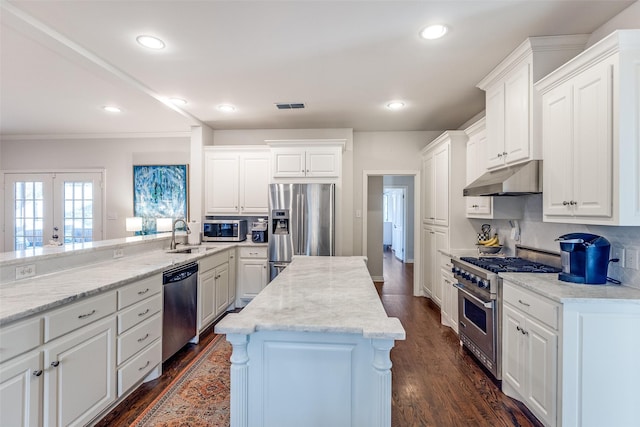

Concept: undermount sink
[[166, 246, 217, 254]]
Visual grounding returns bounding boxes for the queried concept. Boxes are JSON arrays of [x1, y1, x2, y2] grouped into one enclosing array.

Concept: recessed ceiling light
[[136, 35, 165, 49], [169, 98, 187, 106], [102, 105, 122, 113], [386, 101, 405, 110], [217, 104, 236, 112], [420, 24, 448, 40]]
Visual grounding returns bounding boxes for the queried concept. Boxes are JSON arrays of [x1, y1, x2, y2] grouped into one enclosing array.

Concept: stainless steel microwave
[[203, 220, 247, 242]]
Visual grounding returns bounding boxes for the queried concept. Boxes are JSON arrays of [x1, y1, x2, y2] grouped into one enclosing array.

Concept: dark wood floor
[[96, 250, 542, 426]]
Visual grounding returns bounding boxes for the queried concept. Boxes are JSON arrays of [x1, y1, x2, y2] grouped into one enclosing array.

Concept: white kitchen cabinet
[[537, 30, 640, 225], [204, 147, 270, 215], [477, 35, 588, 171], [421, 224, 447, 306], [502, 281, 559, 427], [440, 261, 458, 333], [198, 250, 233, 331], [422, 141, 449, 226], [0, 350, 42, 427], [270, 146, 341, 178], [43, 315, 117, 427], [237, 246, 268, 307]]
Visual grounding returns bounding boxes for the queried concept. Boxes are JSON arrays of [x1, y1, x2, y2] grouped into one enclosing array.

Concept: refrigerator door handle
[[299, 193, 305, 254]]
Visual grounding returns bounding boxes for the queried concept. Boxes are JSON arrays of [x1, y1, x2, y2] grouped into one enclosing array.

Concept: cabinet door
[[486, 84, 506, 169], [0, 351, 42, 427], [214, 264, 230, 316], [502, 304, 526, 396], [228, 251, 237, 304], [239, 259, 268, 297], [44, 317, 116, 427], [525, 317, 558, 427], [205, 153, 239, 214], [440, 271, 456, 331], [422, 156, 435, 223], [272, 148, 305, 178], [421, 226, 434, 298], [198, 269, 216, 330], [433, 144, 449, 227], [431, 228, 448, 306], [572, 60, 613, 218], [305, 148, 340, 177], [466, 196, 492, 216], [240, 154, 269, 214], [542, 82, 574, 216], [504, 61, 531, 165]]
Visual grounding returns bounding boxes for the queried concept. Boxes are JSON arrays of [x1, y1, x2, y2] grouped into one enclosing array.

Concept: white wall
[[367, 176, 383, 279], [1, 136, 190, 244], [586, 0, 640, 47]]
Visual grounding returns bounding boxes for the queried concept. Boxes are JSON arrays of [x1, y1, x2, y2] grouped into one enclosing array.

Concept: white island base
[[215, 256, 405, 427]]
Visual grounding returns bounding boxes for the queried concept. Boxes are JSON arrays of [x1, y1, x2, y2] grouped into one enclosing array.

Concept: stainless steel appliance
[[557, 233, 611, 284], [268, 183, 335, 280], [251, 220, 268, 243], [451, 246, 561, 380], [162, 262, 198, 361], [202, 219, 247, 242]]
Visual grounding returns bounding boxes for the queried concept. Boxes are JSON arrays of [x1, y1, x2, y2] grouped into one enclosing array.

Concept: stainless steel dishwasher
[[162, 262, 198, 361]]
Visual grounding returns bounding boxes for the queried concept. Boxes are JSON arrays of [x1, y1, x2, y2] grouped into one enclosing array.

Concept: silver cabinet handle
[[138, 288, 150, 295], [137, 333, 149, 343], [497, 153, 503, 158], [502, 151, 508, 156], [138, 308, 150, 317], [563, 201, 569, 206], [51, 361, 60, 367], [518, 299, 530, 307], [570, 200, 577, 205], [516, 325, 529, 335], [78, 309, 96, 319], [33, 369, 43, 376], [138, 360, 150, 371]]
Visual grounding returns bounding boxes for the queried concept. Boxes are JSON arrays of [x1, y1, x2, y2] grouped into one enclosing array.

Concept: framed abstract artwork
[[133, 165, 188, 234]]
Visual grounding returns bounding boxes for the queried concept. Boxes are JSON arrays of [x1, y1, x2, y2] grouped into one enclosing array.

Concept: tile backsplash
[[471, 194, 640, 289]]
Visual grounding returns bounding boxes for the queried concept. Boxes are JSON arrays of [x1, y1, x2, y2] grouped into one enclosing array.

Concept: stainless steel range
[[451, 246, 561, 380]]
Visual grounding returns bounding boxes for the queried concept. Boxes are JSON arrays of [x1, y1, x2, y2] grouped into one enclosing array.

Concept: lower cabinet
[[0, 350, 42, 427], [43, 316, 117, 427], [440, 264, 458, 334], [237, 246, 268, 306], [421, 224, 448, 306], [198, 250, 234, 331]]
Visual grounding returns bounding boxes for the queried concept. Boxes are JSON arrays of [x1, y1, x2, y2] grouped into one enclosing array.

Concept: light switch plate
[[611, 245, 625, 268], [624, 248, 638, 270]]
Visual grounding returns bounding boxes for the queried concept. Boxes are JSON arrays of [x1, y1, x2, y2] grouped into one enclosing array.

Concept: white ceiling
[[0, 0, 635, 137]]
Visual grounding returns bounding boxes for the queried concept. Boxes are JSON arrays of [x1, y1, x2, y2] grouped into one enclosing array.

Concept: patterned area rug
[[132, 335, 231, 427]]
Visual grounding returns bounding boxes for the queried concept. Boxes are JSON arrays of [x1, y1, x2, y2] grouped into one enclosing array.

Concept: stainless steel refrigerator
[[268, 183, 335, 280]]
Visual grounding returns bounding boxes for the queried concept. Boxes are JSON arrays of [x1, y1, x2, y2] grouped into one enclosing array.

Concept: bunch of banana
[[478, 234, 500, 246]]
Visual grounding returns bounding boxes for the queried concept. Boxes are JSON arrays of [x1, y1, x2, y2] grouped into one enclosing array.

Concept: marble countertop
[[215, 256, 406, 340], [500, 272, 640, 304], [0, 241, 266, 326]]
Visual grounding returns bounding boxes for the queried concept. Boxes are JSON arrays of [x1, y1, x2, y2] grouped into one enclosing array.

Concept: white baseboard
[[371, 275, 384, 282]]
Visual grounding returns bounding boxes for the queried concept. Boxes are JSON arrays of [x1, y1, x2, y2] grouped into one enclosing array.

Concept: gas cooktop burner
[[460, 257, 562, 274]]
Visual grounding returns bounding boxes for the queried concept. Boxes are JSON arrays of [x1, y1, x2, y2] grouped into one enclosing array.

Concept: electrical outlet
[[113, 248, 124, 259], [611, 245, 625, 268], [15, 264, 36, 280], [624, 248, 638, 270]]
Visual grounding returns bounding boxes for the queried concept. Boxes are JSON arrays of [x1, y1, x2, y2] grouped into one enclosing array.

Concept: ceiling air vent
[[275, 103, 305, 109]]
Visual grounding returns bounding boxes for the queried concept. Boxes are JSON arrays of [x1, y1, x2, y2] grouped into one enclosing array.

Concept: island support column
[[227, 333, 249, 427], [372, 339, 394, 427]]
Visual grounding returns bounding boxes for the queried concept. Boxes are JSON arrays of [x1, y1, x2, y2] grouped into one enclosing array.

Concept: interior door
[[4, 172, 103, 251], [390, 189, 405, 262]]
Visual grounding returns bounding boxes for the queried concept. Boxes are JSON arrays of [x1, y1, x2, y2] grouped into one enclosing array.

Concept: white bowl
[[475, 244, 503, 254]]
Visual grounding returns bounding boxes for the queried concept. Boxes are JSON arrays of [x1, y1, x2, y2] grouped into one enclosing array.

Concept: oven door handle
[[454, 283, 494, 309]]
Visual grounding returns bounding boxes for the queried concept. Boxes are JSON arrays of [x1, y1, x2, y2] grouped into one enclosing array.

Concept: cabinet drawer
[[117, 338, 161, 397], [200, 250, 229, 272], [117, 294, 162, 334], [503, 282, 558, 329], [44, 292, 117, 342], [117, 313, 162, 365], [117, 274, 162, 310], [0, 317, 42, 363], [239, 246, 267, 259]]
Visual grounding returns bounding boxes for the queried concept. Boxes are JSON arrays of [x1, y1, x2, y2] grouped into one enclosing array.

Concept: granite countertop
[[500, 272, 640, 304], [215, 256, 406, 340], [0, 241, 266, 326]]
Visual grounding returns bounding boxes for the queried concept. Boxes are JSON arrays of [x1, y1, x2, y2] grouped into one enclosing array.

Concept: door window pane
[[63, 181, 94, 244], [14, 181, 44, 250]]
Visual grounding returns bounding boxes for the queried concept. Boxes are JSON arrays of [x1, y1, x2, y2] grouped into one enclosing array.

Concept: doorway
[[383, 185, 407, 262], [362, 170, 421, 296]]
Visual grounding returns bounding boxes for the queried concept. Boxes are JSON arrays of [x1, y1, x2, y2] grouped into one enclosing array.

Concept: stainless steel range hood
[[463, 160, 541, 196]]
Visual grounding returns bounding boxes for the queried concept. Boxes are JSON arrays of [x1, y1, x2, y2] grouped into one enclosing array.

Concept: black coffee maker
[[556, 233, 610, 284]]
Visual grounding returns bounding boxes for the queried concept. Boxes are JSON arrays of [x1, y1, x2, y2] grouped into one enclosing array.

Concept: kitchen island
[[215, 256, 405, 427]]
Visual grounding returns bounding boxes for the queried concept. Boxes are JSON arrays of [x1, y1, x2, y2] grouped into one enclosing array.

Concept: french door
[[4, 172, 104, 251]]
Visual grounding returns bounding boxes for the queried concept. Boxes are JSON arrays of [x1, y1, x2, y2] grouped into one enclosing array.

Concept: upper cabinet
[[204, 147, 270, 215], [477, 35, 589, 171], [536, 30, 640, 226], [266, 140, 345, 180]]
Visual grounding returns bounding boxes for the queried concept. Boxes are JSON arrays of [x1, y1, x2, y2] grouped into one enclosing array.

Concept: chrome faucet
[[170, 218, 191, 250]]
